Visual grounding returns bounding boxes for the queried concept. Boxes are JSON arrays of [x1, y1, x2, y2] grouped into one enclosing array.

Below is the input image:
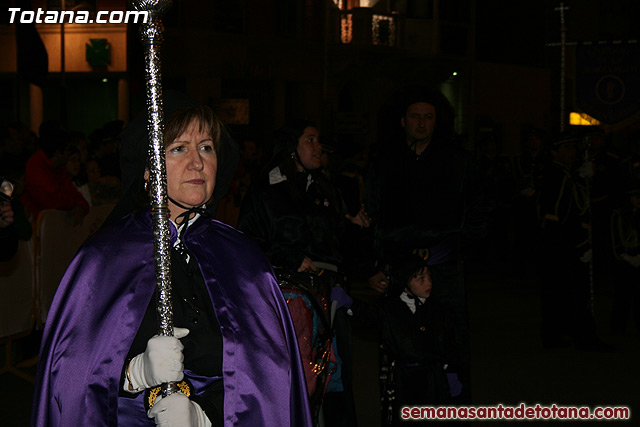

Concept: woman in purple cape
[[31, 98, 312, 426]]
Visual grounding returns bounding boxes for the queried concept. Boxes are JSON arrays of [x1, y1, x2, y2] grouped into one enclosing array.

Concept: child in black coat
[[332, 255, 462, 425]]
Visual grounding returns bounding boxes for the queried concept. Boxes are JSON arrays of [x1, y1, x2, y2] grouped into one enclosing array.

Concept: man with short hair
[[365, 88, 486, 403]]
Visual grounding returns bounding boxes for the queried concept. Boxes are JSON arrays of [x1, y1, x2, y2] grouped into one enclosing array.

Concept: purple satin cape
[[31, 209, 312, 426]]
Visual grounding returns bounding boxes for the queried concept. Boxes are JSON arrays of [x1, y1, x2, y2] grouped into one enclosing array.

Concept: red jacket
[[21, 149, 89, 219]]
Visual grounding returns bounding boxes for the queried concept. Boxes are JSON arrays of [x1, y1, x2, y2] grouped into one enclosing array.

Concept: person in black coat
[[365, 88, 487, 402], [237, 120, 345, 271], [238, 120, 365, 426], [537, 132, 611, 351]]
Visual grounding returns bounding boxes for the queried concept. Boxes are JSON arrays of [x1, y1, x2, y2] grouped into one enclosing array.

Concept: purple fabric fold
[[31, 209, 312, 426]]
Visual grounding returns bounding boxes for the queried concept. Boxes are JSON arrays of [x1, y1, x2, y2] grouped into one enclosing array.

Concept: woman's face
[[165, 118, 217, 221], [296, 126, 322, 170], [86, 160, 101, 183], [405, 267, 432, 299], [65, 153, 81, 178]]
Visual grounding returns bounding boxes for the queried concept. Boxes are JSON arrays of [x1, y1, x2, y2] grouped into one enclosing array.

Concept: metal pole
[[130, 0, 178, 396], [555, 2, 569, 132], [60, 0, 67, 127], [583, 138, 595, 315]]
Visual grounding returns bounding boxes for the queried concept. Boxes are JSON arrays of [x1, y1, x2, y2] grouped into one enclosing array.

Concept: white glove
[[579, 161, 595, 178], [125, 327, 189, 392], [621, 253, 640, 268], [147, 393, 211, 427], [579, 249, 592, 264]]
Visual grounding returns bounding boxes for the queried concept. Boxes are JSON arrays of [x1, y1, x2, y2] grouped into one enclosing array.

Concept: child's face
[[406, 267, 432, 299]]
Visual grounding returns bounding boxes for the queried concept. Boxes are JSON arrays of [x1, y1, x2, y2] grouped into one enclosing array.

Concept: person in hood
[[31, 100, 312, 427], [238, 120, 366, 426]]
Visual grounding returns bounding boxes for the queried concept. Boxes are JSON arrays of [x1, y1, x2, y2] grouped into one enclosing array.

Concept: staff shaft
[[132, 0, 180, 399], [132, 0, 174, 338]]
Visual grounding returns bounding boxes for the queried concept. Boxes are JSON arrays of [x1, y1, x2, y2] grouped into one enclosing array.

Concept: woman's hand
[[125, 327, 190, 392], [368, 271, 389, 294], [147, 393, 211, 427], [297, 256, 318, 273], [345, 205, 371, 228]]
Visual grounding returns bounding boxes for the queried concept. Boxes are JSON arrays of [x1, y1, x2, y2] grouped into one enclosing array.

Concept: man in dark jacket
[[365, 88, 486, 402]]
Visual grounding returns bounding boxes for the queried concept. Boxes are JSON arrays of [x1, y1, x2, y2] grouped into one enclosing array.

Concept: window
[[372, 15, 395, 46]]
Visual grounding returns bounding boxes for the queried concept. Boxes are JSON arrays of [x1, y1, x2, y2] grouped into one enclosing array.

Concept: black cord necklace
[[169, 196, 208, 248]]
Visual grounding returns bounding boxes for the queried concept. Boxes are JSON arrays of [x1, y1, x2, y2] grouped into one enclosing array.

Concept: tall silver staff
[[582, 136, 596, 315], [549, 3, 596, 314], [555, 2, 569, 132], [130, 0, 180, 398]]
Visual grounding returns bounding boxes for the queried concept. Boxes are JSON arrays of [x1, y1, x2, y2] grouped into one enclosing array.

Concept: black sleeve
[[0, 225, 18, 262], [348, 296, 385, 330], [237, 183, 305, 270], [437, 303, 465, 372], [192, 380, 223, 426]]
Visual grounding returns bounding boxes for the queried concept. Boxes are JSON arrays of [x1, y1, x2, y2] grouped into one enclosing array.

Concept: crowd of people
[[227, 87, 639, 425], [469, 125, 640, 349], [2, 85, 640, 426], [0, 119, 123, 232]]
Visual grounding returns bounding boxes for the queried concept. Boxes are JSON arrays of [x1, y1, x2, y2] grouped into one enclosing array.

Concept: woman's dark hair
[[275, 120, 313, 183], [272, 120, 341, 215], [64, 145, 89, 186], [163, 105, 222, 151]]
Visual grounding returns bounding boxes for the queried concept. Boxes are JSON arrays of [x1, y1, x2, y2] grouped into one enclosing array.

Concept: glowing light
[[341, 14, 353, 44], [372, 15, 395, 46], [570, 112, 600, 126]]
